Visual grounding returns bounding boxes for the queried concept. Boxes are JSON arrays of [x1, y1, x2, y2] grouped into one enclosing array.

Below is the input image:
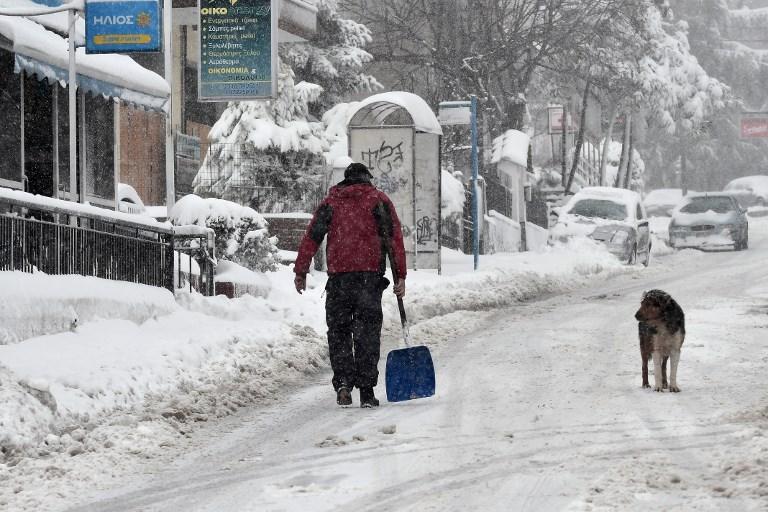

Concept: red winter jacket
[[294, 180, 407, 280]]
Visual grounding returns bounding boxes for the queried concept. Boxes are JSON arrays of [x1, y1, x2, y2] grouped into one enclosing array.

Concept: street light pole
[[470, 95, 480, 270], [163, 0, 175, 213], [69, 8, 78, 204]]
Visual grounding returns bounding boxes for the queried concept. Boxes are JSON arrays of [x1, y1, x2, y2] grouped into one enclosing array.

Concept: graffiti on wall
[[360, 140, 409, 195], [416, 216, 436, 246]]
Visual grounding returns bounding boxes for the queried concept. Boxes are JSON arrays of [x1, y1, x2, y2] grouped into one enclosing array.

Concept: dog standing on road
[[635, 290, 686, 392]]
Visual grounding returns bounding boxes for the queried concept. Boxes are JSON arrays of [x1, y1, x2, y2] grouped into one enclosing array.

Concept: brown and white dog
[[635, 290, 685, 392]]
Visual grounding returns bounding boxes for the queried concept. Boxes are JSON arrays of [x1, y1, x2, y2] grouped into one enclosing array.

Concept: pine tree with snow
[[193, 1, 380, 212], [282, 0, 381, 116]]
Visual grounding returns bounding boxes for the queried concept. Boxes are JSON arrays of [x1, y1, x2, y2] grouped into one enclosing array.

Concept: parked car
[[643, 188, 691, 217], [723, 175, 768, 208], [550, 186, 651, 266], [668, 193, 748, 251], [117, 183, 147, 215]]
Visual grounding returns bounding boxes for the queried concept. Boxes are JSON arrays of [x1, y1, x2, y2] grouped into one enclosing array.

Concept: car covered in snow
[[549, 186, 651, 266], [723, 175, 768, 208], [643, 188, 690, 217], [668, 193, 748, 251]]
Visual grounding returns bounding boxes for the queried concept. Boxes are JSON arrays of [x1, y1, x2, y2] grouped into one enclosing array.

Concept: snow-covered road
[[64, 240, 768, 511]]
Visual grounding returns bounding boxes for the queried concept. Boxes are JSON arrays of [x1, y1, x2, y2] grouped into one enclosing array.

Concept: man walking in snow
[[294, 162, 407, 408]]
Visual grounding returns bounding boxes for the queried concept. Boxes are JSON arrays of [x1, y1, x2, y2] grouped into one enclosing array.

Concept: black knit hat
[[344, 162, 373, 179]]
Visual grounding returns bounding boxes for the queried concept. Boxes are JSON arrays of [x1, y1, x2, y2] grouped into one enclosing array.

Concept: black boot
[[337, 386, 352, 406], [359, 387, 379, 408]]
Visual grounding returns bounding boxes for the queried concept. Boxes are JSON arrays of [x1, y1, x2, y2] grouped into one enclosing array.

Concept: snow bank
[[0, 272, 176, 345], [0, 239, 633, 465], [215, 260, 271, 298]]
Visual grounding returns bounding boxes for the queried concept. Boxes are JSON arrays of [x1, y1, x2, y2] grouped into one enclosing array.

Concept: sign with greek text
[[85, 0, 161, 54], [198, 0, 277, 101], [740, 117, 768, 138]]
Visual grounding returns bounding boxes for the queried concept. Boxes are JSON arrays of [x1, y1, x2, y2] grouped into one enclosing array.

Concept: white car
[[550, 186, 651, 266], [723, 175, 768, 208], [643, 188, 692, 217]]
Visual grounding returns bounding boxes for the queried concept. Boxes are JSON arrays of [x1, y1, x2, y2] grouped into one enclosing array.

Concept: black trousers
[[325, 272, 387, 390]]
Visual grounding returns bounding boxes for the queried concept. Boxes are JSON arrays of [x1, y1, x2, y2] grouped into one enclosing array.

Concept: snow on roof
[[0, 12, 168, 110], [1, 0, 87, 44], [347, 91, 443, 135], [0, 186, 173, 232], [491, 130, 530, 167]]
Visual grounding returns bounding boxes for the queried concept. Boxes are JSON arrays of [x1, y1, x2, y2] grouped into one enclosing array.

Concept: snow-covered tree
[[283, 0, 381, 116], [193, 1, 380, 211], [638, 0, 768, 190], [345, 0, 644, 134]]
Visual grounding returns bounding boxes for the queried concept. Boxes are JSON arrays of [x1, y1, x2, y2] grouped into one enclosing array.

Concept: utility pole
[[163, 0, 175, 213], [470, 95, 480, 270]]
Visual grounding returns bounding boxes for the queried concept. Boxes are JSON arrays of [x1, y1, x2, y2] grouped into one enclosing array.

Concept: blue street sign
[[85, 0, 161, 54], [198, 0, 277, 100]]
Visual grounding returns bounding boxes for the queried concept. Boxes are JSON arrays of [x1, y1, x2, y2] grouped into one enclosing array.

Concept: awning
[[0, 13, 169, 112], [15, 54, 168, 111]]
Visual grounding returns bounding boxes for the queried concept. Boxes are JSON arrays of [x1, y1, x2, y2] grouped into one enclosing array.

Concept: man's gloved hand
[[294, 273, 307, 294], [393, 278, 406, 298]]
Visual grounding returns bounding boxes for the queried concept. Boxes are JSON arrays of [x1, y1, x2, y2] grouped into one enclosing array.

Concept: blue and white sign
[[85, 0, 161, 54]]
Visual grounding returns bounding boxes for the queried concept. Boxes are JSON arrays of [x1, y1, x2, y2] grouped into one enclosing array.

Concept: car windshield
[[725, 182, 751, 191], [679, 197, 734, 214], [567, 199, 628, 221]]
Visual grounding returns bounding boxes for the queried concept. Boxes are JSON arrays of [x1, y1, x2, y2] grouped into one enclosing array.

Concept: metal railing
[[174, 228, 216, 297], [195, 143, 328, 214], [0, 193, 215, 295]]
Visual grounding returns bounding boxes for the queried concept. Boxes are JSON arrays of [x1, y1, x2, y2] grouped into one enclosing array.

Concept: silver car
[[549, 187, 652, 266], [668, 193, 748, 251]]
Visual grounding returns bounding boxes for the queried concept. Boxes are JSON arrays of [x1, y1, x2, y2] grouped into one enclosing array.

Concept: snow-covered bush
[[233, 222, 279, 273], [170, 195, 279, 272]]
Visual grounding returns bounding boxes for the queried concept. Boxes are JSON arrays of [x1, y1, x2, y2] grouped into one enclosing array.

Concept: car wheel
[[627, 244, 637, 265], [642, 243, 652, 267]]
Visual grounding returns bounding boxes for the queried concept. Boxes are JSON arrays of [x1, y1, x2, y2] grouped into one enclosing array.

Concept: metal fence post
[[166, 233, 175, 293]]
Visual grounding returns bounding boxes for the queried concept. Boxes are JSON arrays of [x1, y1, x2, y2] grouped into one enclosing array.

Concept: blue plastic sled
[[385, 345, 436, 402]]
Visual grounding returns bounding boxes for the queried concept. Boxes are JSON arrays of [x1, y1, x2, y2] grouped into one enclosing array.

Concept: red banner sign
[[741, 118, 768, 138], [548, 106, 577, 134]]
